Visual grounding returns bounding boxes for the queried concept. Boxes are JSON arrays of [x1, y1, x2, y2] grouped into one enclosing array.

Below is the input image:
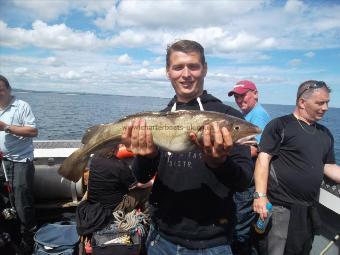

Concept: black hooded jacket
[[132, 91, 253, 249]]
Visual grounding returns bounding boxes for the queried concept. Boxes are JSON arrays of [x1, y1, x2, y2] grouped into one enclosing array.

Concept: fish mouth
[[235, 134, 258, 146]]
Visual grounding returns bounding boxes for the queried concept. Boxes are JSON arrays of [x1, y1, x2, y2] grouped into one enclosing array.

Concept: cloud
[[14, 67, 28, 74], [130, 67, 165, 80], [116, 54, 133, 65], [288, 58, 302, 67], [108, 29, 150, 47], [0, 51, 167, 94], [12, 0, 114, 21], [77, 1, 115, 17], [304, 52, 315, 58], [44, 57, 65, 67], [109, 0, 265, 30], [1, 49, 337, 107], [94, 6, 118, 30], [284, 0, 305, 13], [218, 32, 276, 51], [60, 70, 81, 80], [1, 19, 277, 55], [88, 0, 339, 51], [215, 51, 271, 63], [2, 0, 340, 54], [2, 0, 340, 53], [13, 0, 70, 20], [142, 60, 150, 67], [0, 20, 102, 50], [314, 17, 340, 31]]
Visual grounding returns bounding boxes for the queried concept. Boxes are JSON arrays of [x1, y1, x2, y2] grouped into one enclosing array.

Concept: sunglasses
[[297, 81, 327, 99]]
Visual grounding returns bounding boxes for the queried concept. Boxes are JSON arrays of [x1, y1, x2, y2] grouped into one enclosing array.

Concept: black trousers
[[0, 159, 36, 231]]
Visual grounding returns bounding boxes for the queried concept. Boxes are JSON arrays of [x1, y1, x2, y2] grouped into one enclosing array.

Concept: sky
[[0, 0, 340, 107]]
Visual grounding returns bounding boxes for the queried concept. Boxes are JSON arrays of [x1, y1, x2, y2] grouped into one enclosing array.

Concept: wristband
[[253, 191, 267, 199], [4, 125, 11, 133]]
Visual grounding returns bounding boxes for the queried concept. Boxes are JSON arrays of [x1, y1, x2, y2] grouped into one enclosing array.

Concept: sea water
[[15, 90, 340, 163]]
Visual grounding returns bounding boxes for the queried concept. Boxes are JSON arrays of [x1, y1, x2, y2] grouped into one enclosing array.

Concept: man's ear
[[203, 63, 208, 77], [254, 90, 259, 101], [297, 97, 306, 109], [166, 68, 170, 79]]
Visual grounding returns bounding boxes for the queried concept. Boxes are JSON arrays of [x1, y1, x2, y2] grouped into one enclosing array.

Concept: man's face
[[0, 81, 11, 105], [166, 51, 207, 103], [301, 87, 329, 122], [234, 90, 258, 114]]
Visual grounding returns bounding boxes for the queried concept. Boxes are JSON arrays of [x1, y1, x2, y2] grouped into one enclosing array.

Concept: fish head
[[194, 115, 261, 146], [221, 118, 261, 145]]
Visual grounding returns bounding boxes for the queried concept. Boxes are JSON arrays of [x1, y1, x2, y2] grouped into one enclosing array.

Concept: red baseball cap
[[228, 80, 257, 97]]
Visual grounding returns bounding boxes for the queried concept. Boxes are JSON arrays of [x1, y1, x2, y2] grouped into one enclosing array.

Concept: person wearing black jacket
[[122, 40, 253, 255], [76, 145, 151, 236]]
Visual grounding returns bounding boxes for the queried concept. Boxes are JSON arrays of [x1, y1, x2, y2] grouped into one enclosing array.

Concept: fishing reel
[[0, 151, 17, 221], [1, 207, 16, 220]]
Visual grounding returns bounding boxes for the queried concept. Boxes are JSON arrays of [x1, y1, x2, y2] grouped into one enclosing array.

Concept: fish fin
[[82, 124, 104, 144], [58, 148, 89, 182]]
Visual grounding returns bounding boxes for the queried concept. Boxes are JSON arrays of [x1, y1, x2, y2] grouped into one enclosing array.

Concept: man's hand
[[253, 197, 270, 220], [0, 121, 37, 137], [121, 118, 158, 158], [192, 121, 233, 168], [324, 164, 340, 183], [0, 121, 7, 131]]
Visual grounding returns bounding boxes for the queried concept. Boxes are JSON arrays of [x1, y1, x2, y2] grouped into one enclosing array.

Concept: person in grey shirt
[[0, 74, 38, 254]]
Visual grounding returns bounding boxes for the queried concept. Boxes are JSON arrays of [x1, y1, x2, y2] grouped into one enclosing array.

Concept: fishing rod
[[320, 233, 340, 255]]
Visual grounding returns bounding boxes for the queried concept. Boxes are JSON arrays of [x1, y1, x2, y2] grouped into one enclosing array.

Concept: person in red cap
[[228, 80, 270, 154], [228, 80, 271, 255]]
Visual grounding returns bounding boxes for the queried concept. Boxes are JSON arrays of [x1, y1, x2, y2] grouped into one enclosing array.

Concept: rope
[[112, 209, 150, 237], [170, 97, 204, 112]]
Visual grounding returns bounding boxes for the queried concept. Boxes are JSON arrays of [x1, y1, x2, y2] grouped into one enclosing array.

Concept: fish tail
[[58, 148, 89, 182]]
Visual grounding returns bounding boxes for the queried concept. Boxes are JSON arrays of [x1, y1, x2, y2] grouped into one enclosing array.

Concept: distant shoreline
[[13, 88, 171, 100], [14, 88, 301, 108], [13, 88, 340, 109]]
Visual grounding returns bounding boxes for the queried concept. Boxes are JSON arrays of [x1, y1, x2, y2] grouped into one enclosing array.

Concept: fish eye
[[234, 125, 240, 131]]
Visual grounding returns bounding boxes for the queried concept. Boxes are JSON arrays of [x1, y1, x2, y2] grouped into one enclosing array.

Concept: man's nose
[[322, 102, 329, 111], [182, 66, 190, 78]]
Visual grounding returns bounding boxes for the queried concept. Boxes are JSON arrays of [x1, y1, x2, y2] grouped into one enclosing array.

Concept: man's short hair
[[296, 80, 331, 104], [0, 75, 11, 90], [166, 40, 206, 68]]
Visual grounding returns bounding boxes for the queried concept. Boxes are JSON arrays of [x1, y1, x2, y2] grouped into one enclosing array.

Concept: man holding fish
[[122, 40, 257, 255]]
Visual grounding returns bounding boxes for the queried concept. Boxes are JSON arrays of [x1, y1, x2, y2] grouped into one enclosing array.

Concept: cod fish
[[58, 110, 261, 182]]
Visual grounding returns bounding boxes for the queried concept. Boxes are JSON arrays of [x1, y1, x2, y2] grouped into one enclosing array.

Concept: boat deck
[[31, 140, 340, 254]]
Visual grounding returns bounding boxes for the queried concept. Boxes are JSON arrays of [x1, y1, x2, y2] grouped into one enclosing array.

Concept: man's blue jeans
[[232, 186, 256, 254], [146, 225, 234, 255]]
